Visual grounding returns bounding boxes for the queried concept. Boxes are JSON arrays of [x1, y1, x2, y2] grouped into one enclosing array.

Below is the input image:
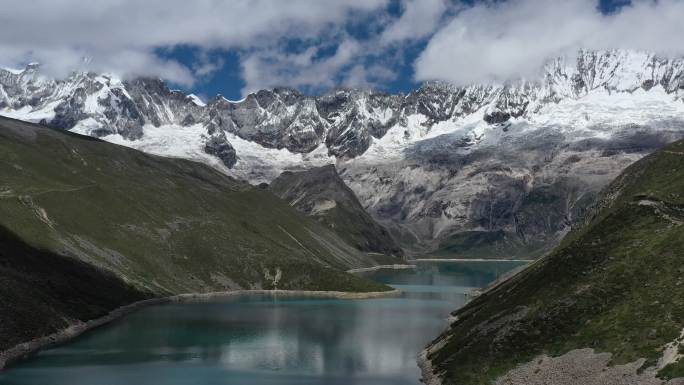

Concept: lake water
[[0, 261, 527, 385]]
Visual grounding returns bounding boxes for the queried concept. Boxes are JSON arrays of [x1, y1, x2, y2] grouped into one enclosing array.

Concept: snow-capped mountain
[[3, 49, 684, 256]]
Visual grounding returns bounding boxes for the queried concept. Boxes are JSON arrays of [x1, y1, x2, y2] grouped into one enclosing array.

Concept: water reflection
[[0, 261, 526, 385]]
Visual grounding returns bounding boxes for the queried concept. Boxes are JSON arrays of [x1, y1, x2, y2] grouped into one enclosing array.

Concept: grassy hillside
[[424, 140, 684, 384], [269, 165, 403, 257], [0, 225, 149, 352], [0, 116, 394, 356], [0, 117, 391, 294], [0, 117, 395, 351]]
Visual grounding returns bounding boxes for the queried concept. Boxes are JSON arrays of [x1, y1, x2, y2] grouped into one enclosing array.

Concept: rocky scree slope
[[0, 117, 391, 358], [420, 139, 684, 385], [3, 50, 684, 257], [268, 165, 402, 257]]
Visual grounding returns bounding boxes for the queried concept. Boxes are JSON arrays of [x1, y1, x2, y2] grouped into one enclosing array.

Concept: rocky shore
[[417, 259, 533, 385], [493, 349, 684, 385], [418, 338, 446, 385]]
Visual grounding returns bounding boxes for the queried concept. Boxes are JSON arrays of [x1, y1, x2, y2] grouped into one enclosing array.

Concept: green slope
[[0, 116, 393, 357], [0, 225, 149, 352], [424, 140, 684, 384], [268, 165, 403, 257], [0, 117, 389, 294]]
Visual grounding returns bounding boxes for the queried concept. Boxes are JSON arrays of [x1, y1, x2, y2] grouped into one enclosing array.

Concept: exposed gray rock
[[204, 132, 237, 168], [269, 165, 403, 256], [493, 349, 684, 385]]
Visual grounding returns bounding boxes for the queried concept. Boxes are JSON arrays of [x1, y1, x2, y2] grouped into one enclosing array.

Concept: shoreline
[[408, 258, 532, 263], [415, 258, 535, 385], [347, 264, 416, 273], [417, 338, 446, 385], [0, 288, 400, 371]]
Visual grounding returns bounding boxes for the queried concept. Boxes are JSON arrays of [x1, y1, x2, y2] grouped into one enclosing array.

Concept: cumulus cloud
[[0, 0, 387, 85], [380, 0, 451, 44], [192, 54, 225, 78], [415, 0, 684, 85], [238, 0, 457, 96], [240, 39, 364, 94], [343, 63, 398, 88], [11, 0, 679, 94]]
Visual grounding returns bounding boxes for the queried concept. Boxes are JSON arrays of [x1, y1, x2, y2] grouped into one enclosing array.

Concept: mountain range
[[2, 49, 684, 257]]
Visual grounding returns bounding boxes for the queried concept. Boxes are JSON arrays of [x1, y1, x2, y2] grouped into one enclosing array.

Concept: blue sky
[[2, 0, 682, 101], [163, 0, 442, 100], [158, 0, 635, 100], [167, 32, 429, 101]]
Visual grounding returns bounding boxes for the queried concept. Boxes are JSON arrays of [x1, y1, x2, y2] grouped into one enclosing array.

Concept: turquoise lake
[[0, 261, 527, 385]]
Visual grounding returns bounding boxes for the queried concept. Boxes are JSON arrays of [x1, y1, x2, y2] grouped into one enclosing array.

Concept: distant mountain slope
[[421, 140, 684, 384], [0, 116, 391, 360], [3, 49, 684, 257], [268, 165, 402, 257]]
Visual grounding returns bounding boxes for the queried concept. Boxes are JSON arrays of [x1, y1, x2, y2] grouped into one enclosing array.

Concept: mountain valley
[[3, 47, 684, 385], [0, 116, 394, 367]]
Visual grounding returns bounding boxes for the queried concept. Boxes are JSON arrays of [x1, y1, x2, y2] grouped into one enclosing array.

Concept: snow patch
[[100, 124, 230, 173], [227, 133, 334, 183], [187, 94, 206, 107], [1, 67, 24, 75]]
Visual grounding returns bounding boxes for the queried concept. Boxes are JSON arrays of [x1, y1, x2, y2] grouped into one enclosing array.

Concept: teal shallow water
[[0, 261, 526, 385]]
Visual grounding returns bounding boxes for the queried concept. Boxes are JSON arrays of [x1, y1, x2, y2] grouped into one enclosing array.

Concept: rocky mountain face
[[3, 49, 684, 257], [268, 165, 402, 257], [420, 139, 684, 385]]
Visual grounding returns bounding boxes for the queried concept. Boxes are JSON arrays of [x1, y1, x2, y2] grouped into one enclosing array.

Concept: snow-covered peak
[[187, 93, 206, 107], [212, 95, 245, 104], [1, 48, 684, 168], [1, 67, 24, 75]]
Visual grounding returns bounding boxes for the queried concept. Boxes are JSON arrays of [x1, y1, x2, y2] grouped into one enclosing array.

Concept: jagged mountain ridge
[[3, 50, 683, 163], [3, 49, 684, 256]]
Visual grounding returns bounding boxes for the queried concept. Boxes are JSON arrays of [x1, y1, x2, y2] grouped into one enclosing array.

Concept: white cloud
[[192, 53, 225, 78], [380, 0, 450, 44], [237, 0, 454, 95], [239, 36, 409, 96], [11, 0, 680, 93], [240, 39, 363, 95], [415, 0, 684, 85], [0, 0, 387, 84], [343, 64, 397, 88]]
